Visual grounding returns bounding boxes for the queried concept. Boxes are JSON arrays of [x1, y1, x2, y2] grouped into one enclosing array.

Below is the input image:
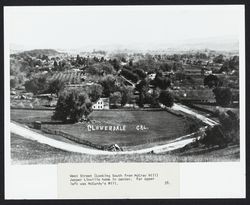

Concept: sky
[[4, 5, 244, 51]]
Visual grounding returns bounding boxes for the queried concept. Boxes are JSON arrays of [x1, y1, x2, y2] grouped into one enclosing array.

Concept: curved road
[[11, 122, 198, 155], [172, 103, 218, 126], [10, 103, 217, 155]]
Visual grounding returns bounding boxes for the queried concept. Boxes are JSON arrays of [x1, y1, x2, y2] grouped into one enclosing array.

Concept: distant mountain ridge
[[10, 36, 239, 56]]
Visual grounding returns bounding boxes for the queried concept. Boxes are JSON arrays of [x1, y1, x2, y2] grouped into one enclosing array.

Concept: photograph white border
[[4, 5, 246, 199]]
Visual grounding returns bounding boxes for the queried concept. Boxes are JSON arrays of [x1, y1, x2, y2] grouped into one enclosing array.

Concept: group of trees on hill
[[24, 77, 65, 96], [85, 62, 115, 76], [201, 109, 239, 147], [212, 55, 239, 74], [220, 56, 239, 73], [11, 49, 239, 124], [204, 74, 223, 88], [53, 60, 71, 71], [151, 72, 171, 90], [134, 70, 173, 108]]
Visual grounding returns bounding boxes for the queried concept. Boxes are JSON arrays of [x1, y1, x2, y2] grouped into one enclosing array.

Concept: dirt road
[[172, 103, 218, 126], [10, 103, 217, 155], [11, 121, 198, 155]]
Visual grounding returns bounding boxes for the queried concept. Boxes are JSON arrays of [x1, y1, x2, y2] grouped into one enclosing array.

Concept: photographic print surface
[[4, 5, 246, 199], [7, 6, 242, 165]]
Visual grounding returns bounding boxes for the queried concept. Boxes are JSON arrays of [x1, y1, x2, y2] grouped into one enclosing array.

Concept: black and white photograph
[[6, 5, 243, 165], [3, 4, 246, 199]]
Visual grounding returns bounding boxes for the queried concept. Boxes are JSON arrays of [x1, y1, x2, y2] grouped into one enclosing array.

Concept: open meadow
[[11, 109, 200, 149]]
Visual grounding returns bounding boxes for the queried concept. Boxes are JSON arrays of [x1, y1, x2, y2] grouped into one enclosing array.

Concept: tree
[[85, 64, 101, 75], [201, 125, 226, 147], [204, 74, 222, 88], [48, 79, 65, 96], [135, 79, 147, 91], [134, 58, 159, 73], [52, 90, 92, 123], [110, 91, 122, 107], [133, 69, 146, 79], [87, 84, 103, 102], [220, 61, 230, 73], [24, 77, 48, 94], [85, 63, 114, 76], [145, 89, 160, 108], [99, 75, 117, 97], [159, 63, 172, 72], [158, 90, 174, 107], [120, 68, 139, 83], [53, 61, 58, 70], [213, 87, 232, 107], [101, 63, 115, 75], [152, 74, 171, 90], [120, 86, 134, 106], [129, 60, 133, 67], [10, 78, 18, 88], [209, 109, 240, 144], [213, 54, 225, 64], [111, 58, 120, 71], [135, 79, 148, 108], [220, 56, 239, 73]]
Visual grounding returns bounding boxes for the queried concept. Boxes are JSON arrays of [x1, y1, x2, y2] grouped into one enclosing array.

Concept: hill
[[11, 49, 61, 58]]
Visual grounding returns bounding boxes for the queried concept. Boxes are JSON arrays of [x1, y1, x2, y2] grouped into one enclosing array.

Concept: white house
[[92, 98, 109, 110], [148, 73, 156, 80]]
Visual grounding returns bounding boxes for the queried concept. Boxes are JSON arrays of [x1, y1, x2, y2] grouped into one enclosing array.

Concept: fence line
[[41, 125, 203, 150]]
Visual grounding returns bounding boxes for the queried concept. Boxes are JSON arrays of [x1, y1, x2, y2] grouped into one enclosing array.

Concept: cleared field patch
[[11, 109, 200, 148]]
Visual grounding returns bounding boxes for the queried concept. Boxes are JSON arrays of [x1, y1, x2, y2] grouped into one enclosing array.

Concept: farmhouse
[[92, 98, 110, 110]]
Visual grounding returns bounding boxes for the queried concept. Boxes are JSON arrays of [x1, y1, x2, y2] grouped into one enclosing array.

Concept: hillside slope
[[11, 49, 61, 58]]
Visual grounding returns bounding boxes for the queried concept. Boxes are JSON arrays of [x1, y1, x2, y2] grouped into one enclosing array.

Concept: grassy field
[[11, 109, 197, 148], [11, 133, 240, 164], [11, 98, 51, 109], [11, 109, 54, 126]]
